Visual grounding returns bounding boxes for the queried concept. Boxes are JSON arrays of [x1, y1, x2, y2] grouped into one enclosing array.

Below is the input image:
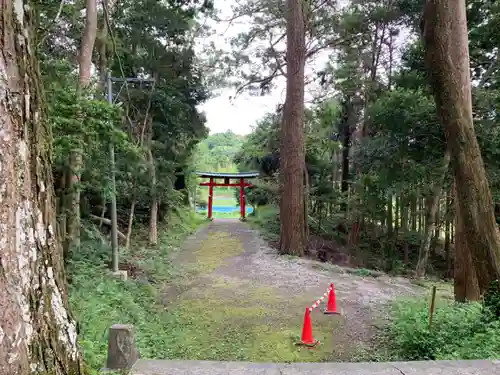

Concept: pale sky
[[196, 1, 407, 136], [199, 92, 285, 135], [196, 2, 286, 136]]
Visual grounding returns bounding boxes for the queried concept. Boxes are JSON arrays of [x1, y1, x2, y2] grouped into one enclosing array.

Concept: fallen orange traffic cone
[[324, 283, 340, 315], [297, 307, 319, 347]]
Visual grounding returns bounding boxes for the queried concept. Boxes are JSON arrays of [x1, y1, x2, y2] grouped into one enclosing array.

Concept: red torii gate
[[195, 171, 259, 220]]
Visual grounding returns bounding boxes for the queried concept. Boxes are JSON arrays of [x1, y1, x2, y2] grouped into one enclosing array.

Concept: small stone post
[[106, 324, 140, 370]]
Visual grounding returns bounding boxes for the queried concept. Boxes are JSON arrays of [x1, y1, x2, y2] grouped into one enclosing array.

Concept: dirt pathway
[[163, 219, 423, 362]]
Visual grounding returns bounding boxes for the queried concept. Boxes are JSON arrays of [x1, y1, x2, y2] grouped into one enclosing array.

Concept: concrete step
[[130, 359, 500, 375]]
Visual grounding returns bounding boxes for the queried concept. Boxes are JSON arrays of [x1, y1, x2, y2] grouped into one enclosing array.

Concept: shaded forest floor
[[163, 219, 424, 361], [71, 213, 500, 373]]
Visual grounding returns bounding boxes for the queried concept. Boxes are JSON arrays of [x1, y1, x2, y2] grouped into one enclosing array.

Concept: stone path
[[131, 359, 500, 375], [157, 219, 423, 362]]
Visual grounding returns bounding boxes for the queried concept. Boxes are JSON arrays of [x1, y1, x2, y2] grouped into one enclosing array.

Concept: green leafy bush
[[68, 211, 202, 373], [382, 298, 500, 361], [484, 279, 500, 321], [248, 205, 280, 239]]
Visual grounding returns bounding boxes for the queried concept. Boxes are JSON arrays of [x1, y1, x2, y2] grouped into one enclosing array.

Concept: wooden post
[[428, 285, 437, 329], [208, 177, 214, 220], [240, 178, 246, 220]]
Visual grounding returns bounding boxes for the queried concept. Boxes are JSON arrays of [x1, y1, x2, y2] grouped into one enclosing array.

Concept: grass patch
[[160, 280, 344, 362], [69, 210, 203, 373], [311, 263, 384, 278], [367, 294, 500, 361], [190, 231, 246, 272], [247, 205, 280, 241], [71, 207, 347, 370], [163, 228, 345, 364], [196, 210, 242, 219], [212, 196, 238, 207]]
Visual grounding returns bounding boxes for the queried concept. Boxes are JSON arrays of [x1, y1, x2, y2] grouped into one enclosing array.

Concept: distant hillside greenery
[[192, 131, 247, 207], [194, 131, 246, 173]]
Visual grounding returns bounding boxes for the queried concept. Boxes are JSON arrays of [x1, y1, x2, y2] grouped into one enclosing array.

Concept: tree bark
[[415, 150, 450, 278], [65, 0, 98, 253], [65, 149, 82, 253], [340, 121, 350, 212], [88, 215, 127, 241], [96, 0, 110, 89], [444, 186, 453, 278], [0, 1, 83, 373], [148, 148, 158, 246], [79, 0, 98, 87], [401, 193, 410, 264], [423, 0, 500, 294], [125, 201, 136, 248], [387, 194, 393, 235], [279, 0, 307, 256], [454, 185, 480, 301], [410, 190, 417, 231]]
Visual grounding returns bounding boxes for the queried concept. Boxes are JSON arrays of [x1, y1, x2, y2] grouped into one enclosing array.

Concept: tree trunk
[[303, 162, 310, 240], [394, 195, 399, 235], [401, 193, 410, 264], [423, 0, 500, 294], [434, 196, 441, 240], [65, 149, 82, 253], [454, 185, 480, 301], [410, 190, 417, 231], [0, 1, 83, 372], [148, 148, 158, 246], [96, 0, 110, 88], [419, 197, 424, 231], [65, 0, 98, 253], [340, 124, 350, 212], [79, 0, 98, 87], [387, 194, 393, 236], [279, 0, 307, 256], [99, 197, 107, 228], [125, 201, 136, 248], [444, 187, 453, 278], [415, 150, 450, 278]]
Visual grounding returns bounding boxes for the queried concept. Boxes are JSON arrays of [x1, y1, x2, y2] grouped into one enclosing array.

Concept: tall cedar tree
[[422, 0, 500, 299], [279, 0, 308, 256]]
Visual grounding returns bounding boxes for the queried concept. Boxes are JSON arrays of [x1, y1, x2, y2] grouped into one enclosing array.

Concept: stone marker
[[112, 270, 128, 281], [106, 324, 140, 370]]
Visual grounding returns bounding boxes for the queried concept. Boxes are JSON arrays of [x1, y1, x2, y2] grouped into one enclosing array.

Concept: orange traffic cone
[[297, 307, 319, 346], [324, 283, 340, 315]]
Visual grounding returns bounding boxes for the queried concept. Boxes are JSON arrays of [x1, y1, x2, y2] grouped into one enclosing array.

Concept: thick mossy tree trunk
[[279, 0, 307, 256], [0, 1, 83, 373], [422, 0, 500, 296]]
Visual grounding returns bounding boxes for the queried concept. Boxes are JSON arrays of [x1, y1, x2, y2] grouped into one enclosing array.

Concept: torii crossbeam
[[195, 171, 259, 220]]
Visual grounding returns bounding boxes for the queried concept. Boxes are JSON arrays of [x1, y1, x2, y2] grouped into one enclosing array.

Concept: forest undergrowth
[[68, 210, 204, 373], [248, 208, 500, 362], [68, 206, 500, 371]]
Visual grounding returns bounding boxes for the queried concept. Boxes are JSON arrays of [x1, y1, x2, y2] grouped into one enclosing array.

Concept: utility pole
[[106, 71, 155, 273]]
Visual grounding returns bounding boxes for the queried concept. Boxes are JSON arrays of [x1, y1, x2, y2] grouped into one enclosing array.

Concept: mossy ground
[[191, 231, 245, 272], [69, 211, 204, 373], [165, 226, 346, 362], [72, 216, 348, 374]]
